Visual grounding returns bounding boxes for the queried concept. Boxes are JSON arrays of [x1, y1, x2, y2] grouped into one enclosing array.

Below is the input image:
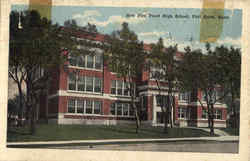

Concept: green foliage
[[179, 43, 241, 135], [105, 22, 145, 82], [9, 10, 78, 134]]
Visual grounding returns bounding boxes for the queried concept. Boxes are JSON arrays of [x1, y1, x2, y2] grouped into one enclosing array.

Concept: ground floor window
[[202, 109, 208, 119], [110, 102, 133, 117], [67, 99, 102, 115], [214, 109, 222, 120], [178, 107, 187, 119]]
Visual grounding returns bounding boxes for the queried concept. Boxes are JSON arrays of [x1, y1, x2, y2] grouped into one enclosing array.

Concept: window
[[178, 107, 187, 119], [68, 73, 76, 90], [202, 90, 223, 103], [117, 103, 123, 116], [202, 109, 208, 119], [117, 80, 123, 95], [178, 92, 190, 101], [86, 76, 93, 92], [94, 77, 102, 93], [110, 102, 132, 116], [110, 80, 132, 96], [87, 55, 94, 68], [69, 54, 77, 66], [95, 55, 102, 69], [78, 55, 85, 67], [77, 76, 85, 91], [86, 100, 93, 114], [214, 109, 222, 120], [156, 95, 168, 106], [111, 80, 116, 94], [94, 101, 102, 114], [77, 100, 84, 113], [123, 104, 129, 116], [68, 99, 75, 113], [67, 99, 102, 115], [110, 103, 116, 115], [68, 74, 102, 93], [68, 53, 103, 70], [124, 82, 130, 96]]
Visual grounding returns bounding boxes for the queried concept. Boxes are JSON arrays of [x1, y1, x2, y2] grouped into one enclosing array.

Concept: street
[[50, 141, 239, 153]]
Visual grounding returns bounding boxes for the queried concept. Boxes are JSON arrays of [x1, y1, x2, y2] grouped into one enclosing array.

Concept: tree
[[64, 19, 98, 33], [147, 38, 178, 133], [216, 46, 241, 131], [64, 19, 78, 29], [179, 44, 230, 135], [9, 10, 77, 134], [104, 22, 145, 133]]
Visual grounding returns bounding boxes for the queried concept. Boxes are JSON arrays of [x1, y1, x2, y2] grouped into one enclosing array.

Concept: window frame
[[67, 73, 102, 94], [68, 52, 103, 70], [178, 107, 187, 119], [109, 102, 132, 117], [67, 99, 102, 115]]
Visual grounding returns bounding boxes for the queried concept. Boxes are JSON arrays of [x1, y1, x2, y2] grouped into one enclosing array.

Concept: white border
[[0, 0, 249, 161]]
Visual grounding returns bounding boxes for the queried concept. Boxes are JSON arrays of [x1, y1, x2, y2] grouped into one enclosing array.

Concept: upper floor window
[[68, 73, 102, 93], [202, 90, 224, 103], [110, 80, 132, 96], [69, 53, 103, 70], [156, 95, 168, 106]]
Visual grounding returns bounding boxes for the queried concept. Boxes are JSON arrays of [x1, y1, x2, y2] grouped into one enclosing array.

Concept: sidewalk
[[7, 135, 239, 146]]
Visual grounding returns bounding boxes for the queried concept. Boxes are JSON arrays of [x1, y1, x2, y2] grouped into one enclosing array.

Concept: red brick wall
[[142, 70, 149, 81], [147, 96, 153, 120]]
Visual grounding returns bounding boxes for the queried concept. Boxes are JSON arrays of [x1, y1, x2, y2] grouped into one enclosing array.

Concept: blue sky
[[12, 5, 242, 52]]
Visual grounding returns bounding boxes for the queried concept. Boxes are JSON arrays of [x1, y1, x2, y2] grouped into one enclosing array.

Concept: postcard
[[0, 0, 249, 161]]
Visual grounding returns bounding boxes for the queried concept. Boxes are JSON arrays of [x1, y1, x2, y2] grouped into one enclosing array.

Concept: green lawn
[[7, 124, 214, 142], [219, 128, 239, 136]]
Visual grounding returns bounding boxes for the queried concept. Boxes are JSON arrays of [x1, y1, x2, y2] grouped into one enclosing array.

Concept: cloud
[[72, 10, 101, 19], [138, 31, 170, 37], [216, 37, 241, 47], [72, 10, 146, 27], [90, 15, 146, 27]]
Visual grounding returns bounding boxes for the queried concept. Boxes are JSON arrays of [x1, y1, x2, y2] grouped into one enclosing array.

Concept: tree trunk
[[135, 108, 140, 134], [17, 83, 24, 127], [132, 94, 140, 134], [45, 81, 49, 124], [163, 111, 168, 133], [209, 104, 215, 136]]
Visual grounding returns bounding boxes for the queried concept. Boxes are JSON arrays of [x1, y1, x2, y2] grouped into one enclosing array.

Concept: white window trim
[[68, 53, 103, 71], [178, 107, 187, 119], [67, 99, 103, 115], [110, 102, 133, 117], [110, 80, 132, 97], [68, 74, 103, 93]]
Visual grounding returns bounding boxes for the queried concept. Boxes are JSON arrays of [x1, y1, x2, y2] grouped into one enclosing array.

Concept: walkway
[[7, 135, 238, 146]]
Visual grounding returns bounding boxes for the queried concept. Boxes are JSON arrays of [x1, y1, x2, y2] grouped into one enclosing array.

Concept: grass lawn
[[218, 128, 239, 136], [7, 124, 214, 142]]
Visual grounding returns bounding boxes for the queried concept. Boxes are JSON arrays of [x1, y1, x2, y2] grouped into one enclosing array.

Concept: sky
[[12, 5, 242, 52]]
